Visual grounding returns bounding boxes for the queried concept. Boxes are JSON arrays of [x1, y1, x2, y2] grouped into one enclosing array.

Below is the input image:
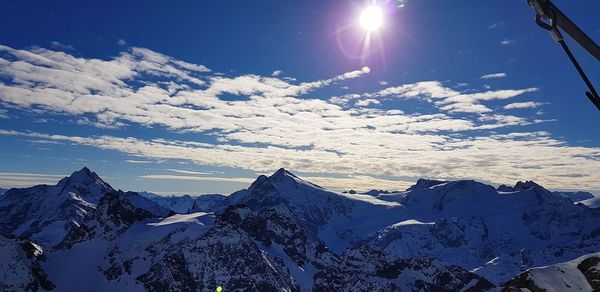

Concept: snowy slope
[[0, 234, 54, 291], [131, 204, 492, 291], [504, 252, 600, 291], [580, 197, 600, 208], [368, 179, 600, 284], [44, 211, 215, 291], [553, 191, 595, 203]]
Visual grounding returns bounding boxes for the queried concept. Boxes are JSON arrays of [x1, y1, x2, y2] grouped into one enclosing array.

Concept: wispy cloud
[[481, 73, 507, 79], [125, 159, 155, 164], [302, 175, 413, 192], [504, 101, 544, 109], [0, 172, 66, 188], [140, 174, 254, 184], [395, 0, 408, 8], [488, 22, 505, 29], [500, 39, 514, 46], [50, 41, 75, 51], [166, 169, 212, 175]]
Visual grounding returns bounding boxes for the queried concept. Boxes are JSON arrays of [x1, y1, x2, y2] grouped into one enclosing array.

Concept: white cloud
[[374, 81, 537, 114], [488, 22, 505, 29], [504, 101, 544, 109], [140, 174, 254, 184], [117, 39, 127, 46], [271, 70, 283, 77], [501, 39, 514, 46], [355, 99, 380, 107], [301, 175, 413, 192], [50, 41, 75, 51], [0, 172, 66, 188], [125, 159, 154, 164], [0, 45, 598, 191], [481, 73, 507, 79], [1, 129, 599, 191], [166, 169, 212, 175]]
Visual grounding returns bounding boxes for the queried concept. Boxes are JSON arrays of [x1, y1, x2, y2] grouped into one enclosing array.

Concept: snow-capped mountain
[[0, 167, 113, 246], [225, 171, 600, 284], [504, 252, 600, 291], [225, 168, 356, 237], [0, 167, 171, 247], [367, 179, 600, 284], [1, 167, 599, 290]]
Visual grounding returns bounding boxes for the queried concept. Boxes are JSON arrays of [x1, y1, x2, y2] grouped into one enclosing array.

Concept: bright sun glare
[[359, 6, 383, 32]]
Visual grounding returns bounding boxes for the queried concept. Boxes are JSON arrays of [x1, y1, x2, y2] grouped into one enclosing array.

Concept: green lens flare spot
[[216, 286, 223, 292]]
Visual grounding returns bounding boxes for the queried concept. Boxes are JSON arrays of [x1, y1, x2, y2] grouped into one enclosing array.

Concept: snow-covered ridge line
[[1, 166, 600, 290]]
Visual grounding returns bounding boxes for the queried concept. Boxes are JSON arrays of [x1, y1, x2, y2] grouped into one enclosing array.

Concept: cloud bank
[[0, 45, 598, 191]]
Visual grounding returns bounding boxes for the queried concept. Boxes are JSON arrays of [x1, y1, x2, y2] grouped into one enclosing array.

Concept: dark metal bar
[[557, 39, 600, 112], [531, 0, 600, 62]]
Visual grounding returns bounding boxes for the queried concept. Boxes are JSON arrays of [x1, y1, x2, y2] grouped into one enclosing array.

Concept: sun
[[359, 6, 383, 32]]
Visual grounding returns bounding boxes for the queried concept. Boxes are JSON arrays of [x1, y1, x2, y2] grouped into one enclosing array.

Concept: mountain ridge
[[1, 166, 599, 289]]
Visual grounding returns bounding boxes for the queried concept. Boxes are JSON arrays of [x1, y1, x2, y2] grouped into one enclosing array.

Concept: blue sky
[[0, 0, 599, 195]]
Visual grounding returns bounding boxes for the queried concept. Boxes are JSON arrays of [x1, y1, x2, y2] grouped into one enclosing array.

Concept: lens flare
[[359, 6, 383, 32]]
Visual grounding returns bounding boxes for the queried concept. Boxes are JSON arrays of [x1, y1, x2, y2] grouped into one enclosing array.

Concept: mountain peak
[[69, 167, 100, 182], [55, 167, 114, 203], [513, 180, 542, 191], [270, 168, 298, 180], [407, 178, 447, 191]]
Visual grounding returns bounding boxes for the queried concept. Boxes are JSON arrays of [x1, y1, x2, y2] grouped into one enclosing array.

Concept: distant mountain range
[[137, 191, 226, 214], [0, 167, 599, 291]]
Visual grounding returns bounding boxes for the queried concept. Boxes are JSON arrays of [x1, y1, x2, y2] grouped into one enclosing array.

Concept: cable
[[556, 38, 600, 111]]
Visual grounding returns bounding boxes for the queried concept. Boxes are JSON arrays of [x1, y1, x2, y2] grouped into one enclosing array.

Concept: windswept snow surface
[[44, 212, 215, 291], [148, 212, 212, 226], [580, 197, 600, 208], [504, 252, 600, 291]]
